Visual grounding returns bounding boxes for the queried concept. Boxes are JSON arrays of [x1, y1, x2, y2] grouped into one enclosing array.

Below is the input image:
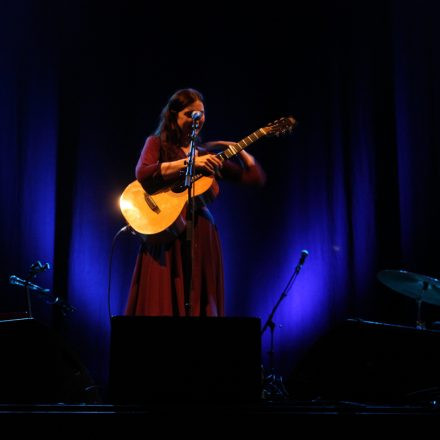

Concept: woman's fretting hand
[[194, 154, 223, 175]]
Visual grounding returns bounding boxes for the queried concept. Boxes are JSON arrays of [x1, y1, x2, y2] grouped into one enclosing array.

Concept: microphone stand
[[9, 261, 77, 317], [183, 119, 199, 316], [23, 261, 49, 318], [261, 250, 308, 399]]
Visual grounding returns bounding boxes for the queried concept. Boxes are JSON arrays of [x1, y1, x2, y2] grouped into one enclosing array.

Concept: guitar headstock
[[264, 116, 297, 137]]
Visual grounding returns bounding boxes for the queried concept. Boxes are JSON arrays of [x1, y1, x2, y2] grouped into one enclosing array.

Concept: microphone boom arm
[[261, 250, 308, 336]]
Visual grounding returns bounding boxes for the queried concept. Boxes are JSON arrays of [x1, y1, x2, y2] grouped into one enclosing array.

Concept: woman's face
[[176, 99, 205, 141]]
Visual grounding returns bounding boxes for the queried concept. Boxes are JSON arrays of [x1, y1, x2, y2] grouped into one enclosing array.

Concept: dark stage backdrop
[[1, 0, 439, 396]]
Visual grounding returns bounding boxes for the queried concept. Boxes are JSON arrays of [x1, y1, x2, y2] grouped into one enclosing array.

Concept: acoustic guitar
[[119, 116, 297, 241]]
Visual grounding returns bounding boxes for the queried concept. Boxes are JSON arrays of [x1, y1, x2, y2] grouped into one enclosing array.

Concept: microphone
[[298, 249, 309, 267], [191, 111, 203, 121], [9, 275, 77, 313], [52, 297, 77, 313], [9, 275, 50, 293]]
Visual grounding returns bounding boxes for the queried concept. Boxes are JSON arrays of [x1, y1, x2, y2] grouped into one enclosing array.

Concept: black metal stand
[[25, 261, 50, 318], [9, 261, 76, 316], [261, 250, 309, 399], [183, 119, 199, 317]]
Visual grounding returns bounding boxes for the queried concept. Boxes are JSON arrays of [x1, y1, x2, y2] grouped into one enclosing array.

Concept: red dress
[[125, 136, 265, 317]]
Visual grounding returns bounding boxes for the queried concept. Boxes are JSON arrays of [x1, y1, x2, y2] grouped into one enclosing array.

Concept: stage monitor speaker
[[109, 316, 262, 404], [287, 318, 440, 404], [0, 318, 99, 404]]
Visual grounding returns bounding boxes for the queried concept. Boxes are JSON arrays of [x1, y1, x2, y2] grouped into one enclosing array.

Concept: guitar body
[[119, 175, 216, 241]]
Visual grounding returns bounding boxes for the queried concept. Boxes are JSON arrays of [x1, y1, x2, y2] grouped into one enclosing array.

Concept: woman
[[125, 88, 266, 317]]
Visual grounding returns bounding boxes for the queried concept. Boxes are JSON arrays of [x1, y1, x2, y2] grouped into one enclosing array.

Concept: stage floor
[[1, 399, 439, 416]]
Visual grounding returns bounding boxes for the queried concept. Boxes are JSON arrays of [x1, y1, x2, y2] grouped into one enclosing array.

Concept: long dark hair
[[154, 88, 204, 161]]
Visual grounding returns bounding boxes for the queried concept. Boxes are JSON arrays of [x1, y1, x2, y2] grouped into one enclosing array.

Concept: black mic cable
[[107, 225, 136, 323]]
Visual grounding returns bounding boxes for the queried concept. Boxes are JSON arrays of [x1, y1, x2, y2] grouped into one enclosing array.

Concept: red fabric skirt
[[125, 211, 224, 317]]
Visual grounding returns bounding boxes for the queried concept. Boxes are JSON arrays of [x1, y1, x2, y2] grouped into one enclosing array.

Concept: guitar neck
[[216, 128, 268, 162], [187, 127, 268, 185]]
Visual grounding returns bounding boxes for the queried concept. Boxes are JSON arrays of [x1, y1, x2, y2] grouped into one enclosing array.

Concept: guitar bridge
[[145, 194, 160, 213]]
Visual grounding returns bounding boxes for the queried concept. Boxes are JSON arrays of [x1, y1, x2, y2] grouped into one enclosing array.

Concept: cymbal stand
[[416, 281, 428, 330]]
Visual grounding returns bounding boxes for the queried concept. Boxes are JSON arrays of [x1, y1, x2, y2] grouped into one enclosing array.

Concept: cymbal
[[377, 270, 440, 306]]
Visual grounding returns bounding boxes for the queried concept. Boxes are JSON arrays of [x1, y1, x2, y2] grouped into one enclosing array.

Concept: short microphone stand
[[9, 261, 77, 317], [183, 120, 199, 317], [261, 250, 308, 399]]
